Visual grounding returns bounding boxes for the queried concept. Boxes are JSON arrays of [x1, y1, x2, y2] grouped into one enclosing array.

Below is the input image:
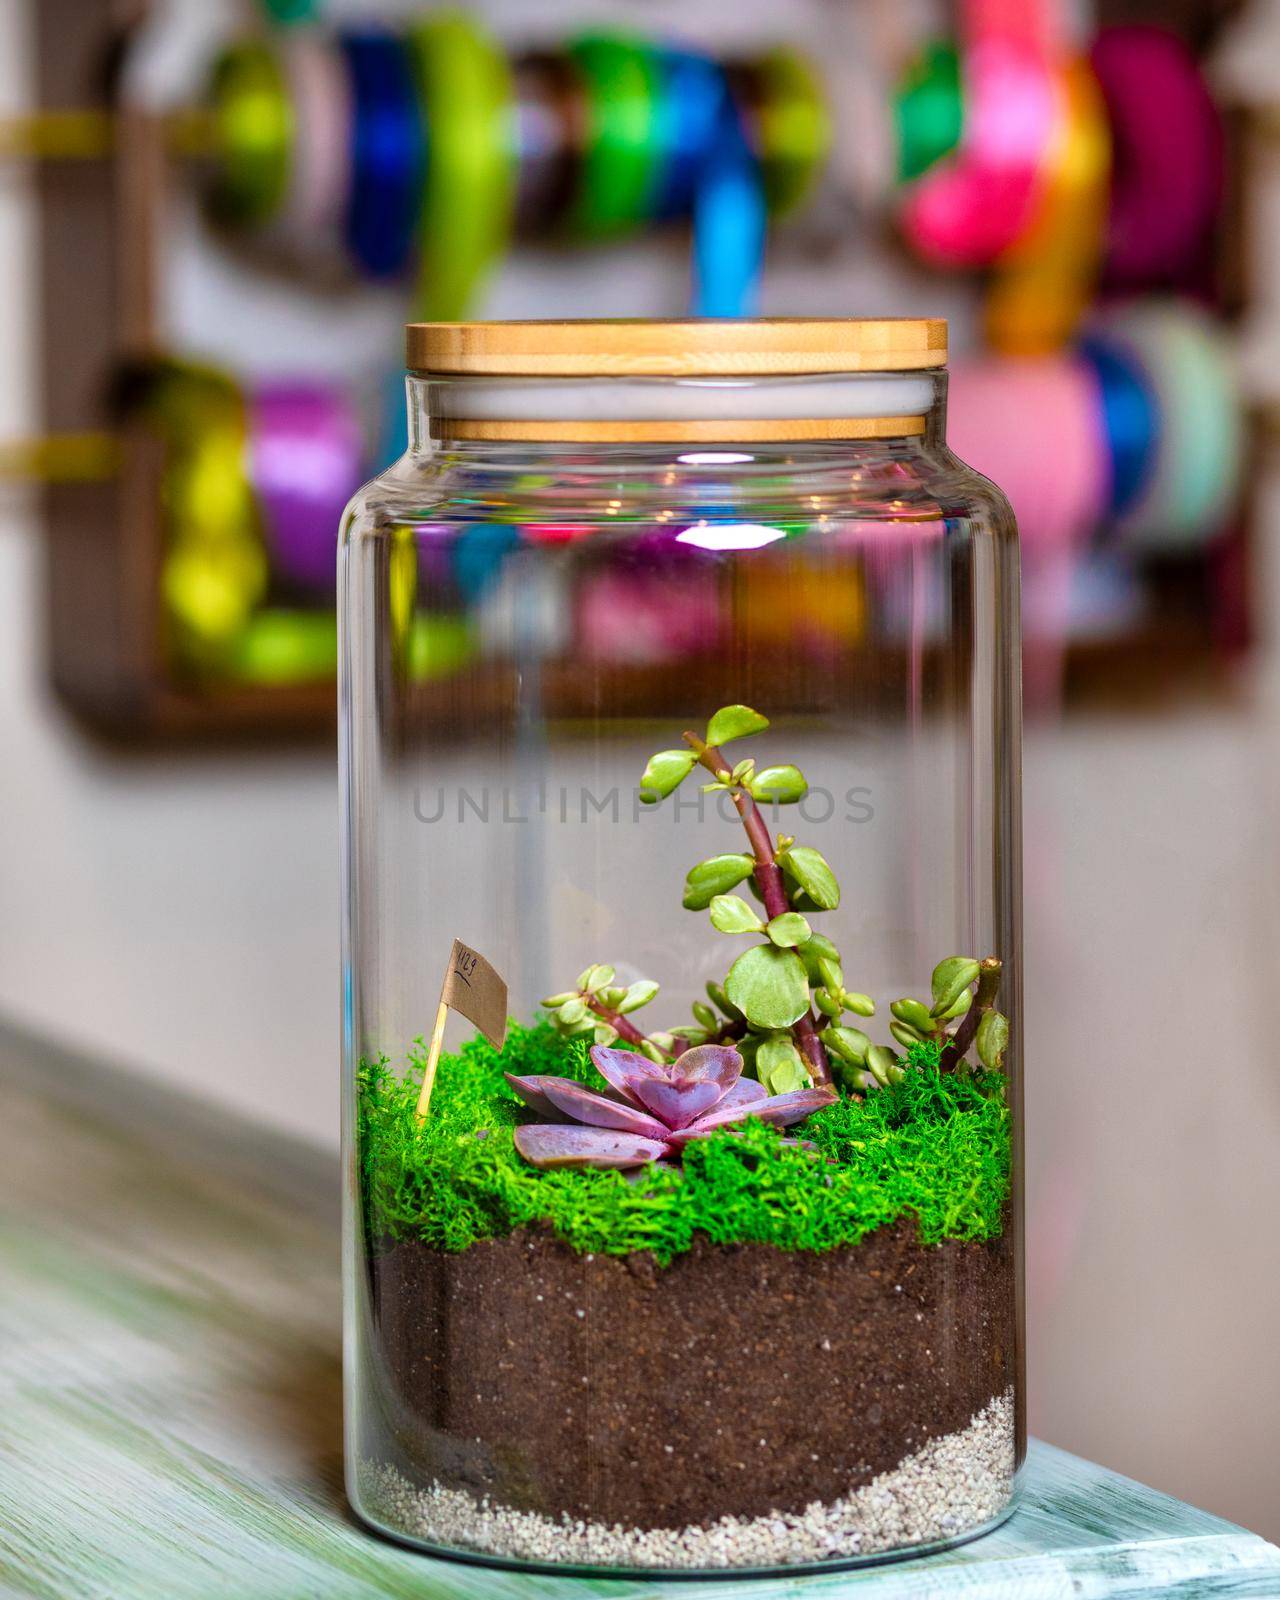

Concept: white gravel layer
[[359, 1389, 1016, 1570]]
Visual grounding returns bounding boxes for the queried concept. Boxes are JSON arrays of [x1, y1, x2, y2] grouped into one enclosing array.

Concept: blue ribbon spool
[[341, 31, 427, 280], [372, 369, 411, 473], [650, 52, 764, 318], [654, 50, 727, 220], [1078, 333, 1159, 521]]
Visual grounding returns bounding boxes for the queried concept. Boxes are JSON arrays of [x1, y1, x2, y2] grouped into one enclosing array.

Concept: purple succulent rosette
[[508, 1044, 836, 1171]]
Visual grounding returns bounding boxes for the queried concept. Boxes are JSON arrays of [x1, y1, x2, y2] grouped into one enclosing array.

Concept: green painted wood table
[[1, 1021, 1277, 1600]]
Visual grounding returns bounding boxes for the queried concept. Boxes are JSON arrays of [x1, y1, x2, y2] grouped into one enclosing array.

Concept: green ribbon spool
[[230, 610, 337, 683], [258, 0, 319, 22], [751, 47, 831, 218], [895, 41, 962, 183], [567, 33, 664, 239], [409, 13, 516, 320], [207, 40, 293, 228], [139, 363, 268, 670]]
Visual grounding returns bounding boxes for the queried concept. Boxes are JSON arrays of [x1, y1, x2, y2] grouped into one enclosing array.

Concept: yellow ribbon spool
[[984, 57, 1111, 356], [144, 364, 269, 670]]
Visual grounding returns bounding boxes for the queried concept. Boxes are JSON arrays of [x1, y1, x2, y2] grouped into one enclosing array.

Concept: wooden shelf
[[31, 0, 1253, 746]]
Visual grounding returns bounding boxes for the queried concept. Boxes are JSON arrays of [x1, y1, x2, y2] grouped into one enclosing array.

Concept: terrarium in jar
[[341, 318, 1023, 1574]]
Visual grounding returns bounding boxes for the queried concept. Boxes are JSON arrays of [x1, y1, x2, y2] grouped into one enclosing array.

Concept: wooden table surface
[[1, 1020, 1277, 1600]]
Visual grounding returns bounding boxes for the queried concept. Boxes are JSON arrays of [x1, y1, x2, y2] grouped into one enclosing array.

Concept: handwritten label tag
[[440, 938, 508, 1050]]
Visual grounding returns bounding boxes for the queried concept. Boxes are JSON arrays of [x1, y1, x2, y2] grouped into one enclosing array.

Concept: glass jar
[[341, 319, 1023, 1575]]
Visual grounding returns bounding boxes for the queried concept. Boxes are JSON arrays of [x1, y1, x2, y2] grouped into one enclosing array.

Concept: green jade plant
[[540, 705, 1010, 1102]]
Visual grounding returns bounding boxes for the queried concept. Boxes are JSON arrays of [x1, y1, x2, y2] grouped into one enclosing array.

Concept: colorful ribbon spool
[[1089, 27, 1224, 290], [206, 39, 293, 228], [409, 14, 515, 320], [899, 0, 1062, 267], [230, 611, 337, 683], [949, 354, 1109, 551], [649, 49, 766, 318], [1097, 301, 1242, 552], [894, 41, 962, 183], [341, 29, 427, 280], [733, 47, 832, 220], [259, 0, 318, 22], [278, 30, 352, 254], [984, 56, 1111, 355], [948, 354, 1109, 710], [511, 52, 585, 234], [248, 381, 365, 593], [372, 370, 411, 474], [692, 86, 767, 318], [136, 363, 269, 668], [1077, 332, 1158, 521], [566, 33, 664, 239], [652, 49, 728, 222]]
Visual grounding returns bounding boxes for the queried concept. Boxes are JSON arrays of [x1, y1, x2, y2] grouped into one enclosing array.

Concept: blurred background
[[0, 0, 1278, 1545]]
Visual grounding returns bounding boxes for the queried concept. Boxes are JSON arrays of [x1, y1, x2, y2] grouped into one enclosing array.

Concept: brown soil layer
[[366, 1222, 1015, 1531]]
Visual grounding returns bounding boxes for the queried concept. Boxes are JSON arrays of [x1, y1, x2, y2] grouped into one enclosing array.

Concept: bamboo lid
[[407, 318, 948, 377]]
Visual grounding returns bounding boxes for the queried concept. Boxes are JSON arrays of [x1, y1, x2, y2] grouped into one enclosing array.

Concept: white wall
[[1, 0, 1278, 1543]]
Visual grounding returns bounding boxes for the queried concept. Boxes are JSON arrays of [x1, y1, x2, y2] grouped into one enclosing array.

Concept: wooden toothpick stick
[[415, 999, 450, 1121]]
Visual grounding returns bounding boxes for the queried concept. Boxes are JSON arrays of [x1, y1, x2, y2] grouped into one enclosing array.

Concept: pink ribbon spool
[[248, 382, 366, 593], [899, 0, 1062, 267], [1089, 26, 1224, 290], [948, 355, 1108, 711]]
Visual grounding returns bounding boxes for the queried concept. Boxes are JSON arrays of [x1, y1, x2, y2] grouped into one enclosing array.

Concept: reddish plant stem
[[941, 957, 1002, 1070], [582, 993, 648, 1048], [685, 733, 832, 1086]]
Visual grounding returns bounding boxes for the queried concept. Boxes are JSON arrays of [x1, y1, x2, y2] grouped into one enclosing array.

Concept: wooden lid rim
[[433, 415, 929, 443], [407, 318, 948, 377]]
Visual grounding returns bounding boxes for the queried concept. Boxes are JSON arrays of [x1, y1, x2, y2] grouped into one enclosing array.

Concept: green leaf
[[706, 980, 742, 1020], [639, 748, 695, 803], [936, 990, 972, 1022], [891, 997, 934, 1034], [890, 1019, 925, 1048], [757, 1035, 810, 1095], [709, 894, 766, 935], [780, 845, 841, 910], [577, 964, 614, 994], [867, 1044, 902, 1087], [930, 956, 981, 1018], [749, 764, 808, 805], [814, 986, 843, 1018], [558, 998, 588, 1026], [683, 853, 755, 910], [844, 992, 876, 1018], [976, 1009, 1010, 1070], [725, 944, 811, 1030], [617, 979, 659, 1014], [593, 1023, 618, 1046], [706, 704, 769, 746], [541, 991, 576, 1008], [766, 911, 812, 948], [597, 986, 626, 1009], [639, 1039, 665, 1063], [730, 758, 756, 785], [798, 932, 842, 982], [692, 1001, 718, 1030], [824, 1025, 871, 1064], [817, 954, 844, 992]]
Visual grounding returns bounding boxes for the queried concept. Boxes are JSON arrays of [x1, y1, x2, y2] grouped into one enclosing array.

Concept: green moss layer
[[358, 1023, 1011, 1263]]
